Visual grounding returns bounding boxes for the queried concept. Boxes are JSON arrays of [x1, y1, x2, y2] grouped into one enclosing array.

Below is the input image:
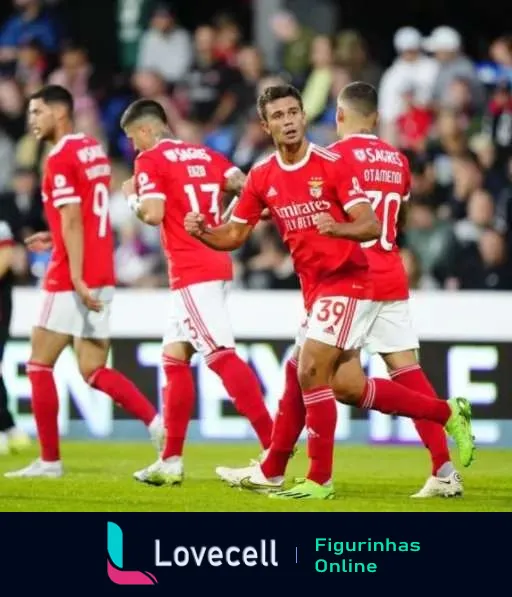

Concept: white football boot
[[411, 470, 463, 498], [215, 463, 283, 494], [134, 457, 183, 486], [4, 458, 63, 478], [148, 415, 165, 454]]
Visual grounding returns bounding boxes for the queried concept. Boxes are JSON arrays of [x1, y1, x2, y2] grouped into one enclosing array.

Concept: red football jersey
[[134, 139, 238, 289], [232, 143, 372, 311], [329, 134, 411, 301], [41, 133, 115, 291]]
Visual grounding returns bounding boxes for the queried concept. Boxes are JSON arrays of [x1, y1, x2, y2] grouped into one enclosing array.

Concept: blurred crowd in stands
[[0, 0, 511, 291]]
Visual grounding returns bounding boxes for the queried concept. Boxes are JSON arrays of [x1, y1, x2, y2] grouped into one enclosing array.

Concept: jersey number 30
[[361, 190, 402, 251]]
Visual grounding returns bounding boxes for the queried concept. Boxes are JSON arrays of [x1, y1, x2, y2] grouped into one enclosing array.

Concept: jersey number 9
[[93, 182, 109, 238]]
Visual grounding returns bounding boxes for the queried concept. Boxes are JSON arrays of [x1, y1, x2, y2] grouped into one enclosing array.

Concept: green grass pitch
[[0, 442, 510, 512]]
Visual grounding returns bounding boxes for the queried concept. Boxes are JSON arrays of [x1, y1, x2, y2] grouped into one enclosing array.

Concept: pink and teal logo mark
[[107, 522, 158, 585]]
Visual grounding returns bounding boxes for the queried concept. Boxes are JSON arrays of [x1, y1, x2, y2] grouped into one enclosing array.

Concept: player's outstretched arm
[[184, 213, 252, 251], [316, 203, 381, 242]]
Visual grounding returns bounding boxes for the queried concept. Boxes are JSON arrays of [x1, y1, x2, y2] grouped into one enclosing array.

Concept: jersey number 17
[[184, 183, 222, 225]]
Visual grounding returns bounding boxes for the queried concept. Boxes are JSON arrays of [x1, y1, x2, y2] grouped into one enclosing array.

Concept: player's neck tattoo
[[154, 129, 172, 143], [355, 128, 374, 135]]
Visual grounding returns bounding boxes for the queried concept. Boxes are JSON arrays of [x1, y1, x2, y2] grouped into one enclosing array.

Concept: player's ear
[[260, 118, 270, 136], [336, 107, 344, 126], [53, 103, 68, 122]]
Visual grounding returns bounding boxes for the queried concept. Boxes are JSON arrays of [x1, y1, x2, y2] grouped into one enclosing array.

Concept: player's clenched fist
[[184, 212, 206, 237], [315, 213, 340, 237]]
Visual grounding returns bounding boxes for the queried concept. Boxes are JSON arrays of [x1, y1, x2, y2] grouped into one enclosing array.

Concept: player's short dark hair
[[120, 99, 168, 129], [29, 85, 74, 114], [338, 81, 378, 117], [257, 84, 303, 121]]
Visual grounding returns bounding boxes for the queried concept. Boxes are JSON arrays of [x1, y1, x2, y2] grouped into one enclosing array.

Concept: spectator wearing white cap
[[423, 26, 484, 110], [378, 26, 438, 144]]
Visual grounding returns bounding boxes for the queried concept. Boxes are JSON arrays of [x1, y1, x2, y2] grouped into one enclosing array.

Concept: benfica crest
[[308, 177, 324, 198], [353, 149, 367, 161]]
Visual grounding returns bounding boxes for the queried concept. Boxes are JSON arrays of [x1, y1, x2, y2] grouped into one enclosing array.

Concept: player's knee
[[29, 326, 64, 367], [383, 349, 418, 372], [79, 362, 101, 384], [163, 341, 195, 363], [332, 376, 364, 405], [298, 342, 337, 391], [297, 353, 322, 391], [29, 329, 46, 363]]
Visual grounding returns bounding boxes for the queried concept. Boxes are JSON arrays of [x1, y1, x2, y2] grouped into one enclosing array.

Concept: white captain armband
[[127, 194, 142, 214], [222, 195, 239, 222]]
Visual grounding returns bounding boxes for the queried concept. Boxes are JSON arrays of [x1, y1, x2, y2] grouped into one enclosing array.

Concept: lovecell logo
[[107, 522, 158, 585]]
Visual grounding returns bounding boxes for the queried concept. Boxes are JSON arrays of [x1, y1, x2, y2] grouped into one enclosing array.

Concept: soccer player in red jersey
[[119, 99, 273, 485], [5, 86, 163, 479], [328, 81, 461, 497], [186, 85, 474, 500]]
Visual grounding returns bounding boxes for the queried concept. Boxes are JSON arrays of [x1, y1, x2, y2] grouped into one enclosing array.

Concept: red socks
[[88, 367, 157, 425], [303, 386, 337, 485], [28, 362, 158, 462], [359, 377, 451, 424], [27, 361, 60, 462], [206, 348, 273, 449], [391, 364, 451, 475], [161, 356, 195, 459], [261, 358, 304, 479]]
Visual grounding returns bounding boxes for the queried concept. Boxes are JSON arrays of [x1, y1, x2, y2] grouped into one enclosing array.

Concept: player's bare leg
[[332, 352, 475, 468], [382, 350, 462, 497], [133, 341, 195, 486], [216, 346, 303, 491], [4, 326, 70, 478], [75, 336, 163, 451]]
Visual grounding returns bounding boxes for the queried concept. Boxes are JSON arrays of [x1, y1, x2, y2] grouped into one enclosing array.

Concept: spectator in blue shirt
[[0, 0, 62, 65]]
